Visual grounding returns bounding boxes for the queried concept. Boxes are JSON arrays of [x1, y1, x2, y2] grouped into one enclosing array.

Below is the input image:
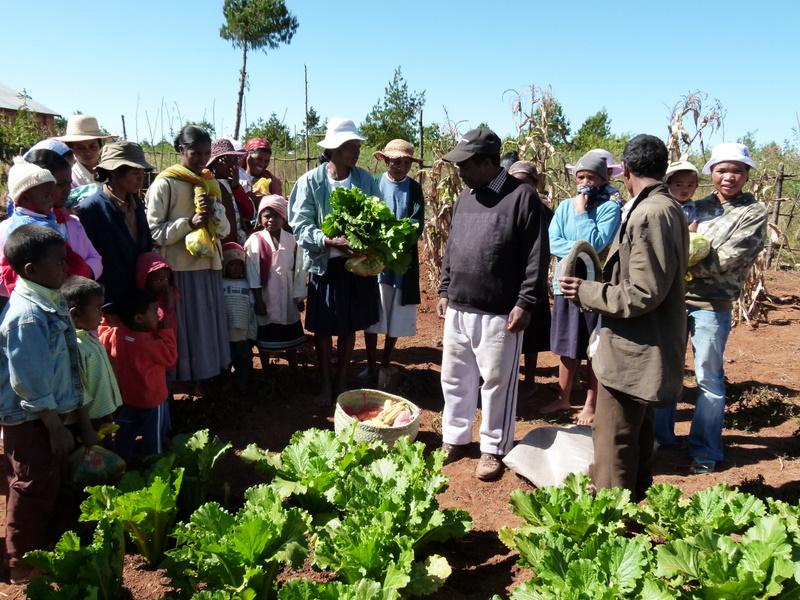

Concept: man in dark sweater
[[437, 128, 549, 480]]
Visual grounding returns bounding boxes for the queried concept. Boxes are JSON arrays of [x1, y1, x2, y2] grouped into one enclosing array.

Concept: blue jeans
[[654, 307, 731, 462], [114, 403, 168, 462]]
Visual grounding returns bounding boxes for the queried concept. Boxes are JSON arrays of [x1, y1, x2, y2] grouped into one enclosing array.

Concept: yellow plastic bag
[[185, 168, 220, 258], [688, 233, 711, 267], [252, 177, 272, 196], [185, 226, 216, 258]]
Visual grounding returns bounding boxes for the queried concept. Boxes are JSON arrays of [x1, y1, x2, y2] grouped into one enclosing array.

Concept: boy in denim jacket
[[0, 225, 96, 582]]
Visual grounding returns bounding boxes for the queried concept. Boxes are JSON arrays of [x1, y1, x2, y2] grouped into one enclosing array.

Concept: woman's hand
[[436, 297, 448, 319], [191, 212, 210, 229], [688, 221, 698, 233], [196, 193, 215, 214], [324, 236, 354, 254], [572, 193, 590, 214]]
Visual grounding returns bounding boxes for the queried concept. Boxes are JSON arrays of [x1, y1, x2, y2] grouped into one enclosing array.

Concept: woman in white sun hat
[[57, 115, 115, 188], [288, 118, 381, 405], [654, 142, 767, 474]]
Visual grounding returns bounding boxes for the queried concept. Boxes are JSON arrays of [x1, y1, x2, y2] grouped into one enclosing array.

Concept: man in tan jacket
[[559, 134, 689, 501]]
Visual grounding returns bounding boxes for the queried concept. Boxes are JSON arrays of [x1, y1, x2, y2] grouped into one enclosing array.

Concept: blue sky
[[2, 0, 798, 148]]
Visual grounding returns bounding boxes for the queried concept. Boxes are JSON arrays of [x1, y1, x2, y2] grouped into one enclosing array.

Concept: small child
[[99, 289, 177, 463], [0, 225, 96, 582], [221, 242, 257, 392], [136, 252, 179, 437], [665, 160, 700, 230], [61, 276, 123, 432], [245, 196, 307, 371]]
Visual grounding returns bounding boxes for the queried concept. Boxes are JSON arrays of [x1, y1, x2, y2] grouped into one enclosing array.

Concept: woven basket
[[334, 389, 420, 446]]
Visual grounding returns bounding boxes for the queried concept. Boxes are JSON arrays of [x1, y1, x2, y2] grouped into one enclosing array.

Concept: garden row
[[491, 474, 800, 599], [24, 428, 472, 599]]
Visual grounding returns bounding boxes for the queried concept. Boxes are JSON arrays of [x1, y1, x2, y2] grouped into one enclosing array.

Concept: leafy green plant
[[635, 483, 766, 541], [321, 187, 418, 273], [80, 468, 184, 565], [278, 578, 395, 600], [241, 427, 386, 516], [25, 519, 125, 600], [169, 429, 233, 513], [314, 438, 469, 596], [166, 484, 309, 600], [499, 473, 630, 548]]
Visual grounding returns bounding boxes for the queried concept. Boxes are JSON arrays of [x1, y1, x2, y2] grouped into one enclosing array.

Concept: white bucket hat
[[56, 115, 115, 143], [665, 160, 699, 180], [703, 142, 757, 174], [318, 118, 366, 149], [567, 148, 623, 178]]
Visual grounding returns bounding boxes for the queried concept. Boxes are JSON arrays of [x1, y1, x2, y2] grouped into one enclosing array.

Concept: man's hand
[[436, 297, 448, 319], [558, 276, 583, 300], [506, 306, 531, 333]]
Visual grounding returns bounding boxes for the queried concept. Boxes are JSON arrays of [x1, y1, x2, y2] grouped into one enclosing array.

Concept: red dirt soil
[[1, 271, 798, 599]]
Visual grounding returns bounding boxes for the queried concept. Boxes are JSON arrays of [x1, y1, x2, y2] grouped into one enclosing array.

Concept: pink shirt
[[245, 229, 305, 326]]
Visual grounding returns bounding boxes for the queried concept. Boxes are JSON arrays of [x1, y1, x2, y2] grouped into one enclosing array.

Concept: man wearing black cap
[[437, 127, 549, 480]]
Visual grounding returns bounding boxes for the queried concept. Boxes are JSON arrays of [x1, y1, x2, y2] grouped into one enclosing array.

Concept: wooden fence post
[[765, 163, 784, 269]]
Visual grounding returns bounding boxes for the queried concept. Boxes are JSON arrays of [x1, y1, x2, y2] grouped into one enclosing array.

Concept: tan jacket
[[577, 183, 689, 405], [145, 177, 230, 272]]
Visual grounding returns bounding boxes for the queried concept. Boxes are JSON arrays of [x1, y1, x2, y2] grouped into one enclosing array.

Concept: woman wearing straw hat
[[56, 115, 115, 188], [363, 139, 425, 388], [145, 125, 231, 387], [78, 141, 155, 305], [655, 142, 767, 474], [288, 118, 381, 405]]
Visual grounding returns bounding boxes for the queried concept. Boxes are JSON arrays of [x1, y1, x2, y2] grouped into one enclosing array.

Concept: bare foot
[[539, 398, 572, 414], [574, 404, 595, 426]]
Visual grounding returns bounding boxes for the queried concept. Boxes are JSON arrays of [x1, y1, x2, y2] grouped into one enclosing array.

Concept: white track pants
[[440, 307, 522, 455]]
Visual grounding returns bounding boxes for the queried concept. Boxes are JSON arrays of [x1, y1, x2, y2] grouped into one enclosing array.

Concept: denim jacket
[[0, 278, 83, 424], [288, 164, 381, 275]]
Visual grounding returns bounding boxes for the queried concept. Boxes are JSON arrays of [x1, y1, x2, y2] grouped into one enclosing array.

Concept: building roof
[[0, 83, 59, 116]]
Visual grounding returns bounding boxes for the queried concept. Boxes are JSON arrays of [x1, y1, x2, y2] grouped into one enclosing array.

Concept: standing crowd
[[0, 112, 767, 581]]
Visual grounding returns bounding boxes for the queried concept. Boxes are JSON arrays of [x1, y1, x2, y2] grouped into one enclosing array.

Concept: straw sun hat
[[56, 115, 115, 143]]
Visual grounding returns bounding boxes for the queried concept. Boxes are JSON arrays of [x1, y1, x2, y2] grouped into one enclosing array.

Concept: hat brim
[[567, 163, 623, 178], [702, 156, 757, 174], [56, 134, 116, 143], [442, 147, 477, 163], [206, 151, 247, 167], [560, 240, 603, 283], [96, 158, 155, 171], [317, 132, 367, 149], [373, 150, 423, 164]]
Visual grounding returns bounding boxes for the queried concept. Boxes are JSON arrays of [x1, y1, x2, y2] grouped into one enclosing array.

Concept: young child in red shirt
[[99, 289, 177, 463]]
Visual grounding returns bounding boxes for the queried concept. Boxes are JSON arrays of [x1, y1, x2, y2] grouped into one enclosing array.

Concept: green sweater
[[76, 329, 123, 419], [686, 192, 768, 311]]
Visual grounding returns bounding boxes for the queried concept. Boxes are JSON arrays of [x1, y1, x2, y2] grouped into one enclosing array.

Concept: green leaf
[[405, 555, 452, 596]]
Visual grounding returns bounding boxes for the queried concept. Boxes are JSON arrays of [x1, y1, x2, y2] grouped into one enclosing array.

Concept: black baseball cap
[[442, 127, 502, 163]]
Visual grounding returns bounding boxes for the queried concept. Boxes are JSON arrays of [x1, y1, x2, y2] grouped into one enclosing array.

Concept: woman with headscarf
[[543, 151, 621, 424], [145, 125, 231, 386], [78, 141, 154, 305], [655, 143, 767, 474], [56, 115, 114, 188], [288, 118, 381, 404], [240, 137, 283, 197]]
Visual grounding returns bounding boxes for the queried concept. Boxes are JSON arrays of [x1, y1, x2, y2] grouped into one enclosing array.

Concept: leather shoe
[[441, 442, 468, 465], [475, 452, 504, 481]]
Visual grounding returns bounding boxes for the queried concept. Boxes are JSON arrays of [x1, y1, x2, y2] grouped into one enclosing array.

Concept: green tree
[[183, 119, 216, 137], [219, 0, 299, 139], [245, 113, 292, 150], [304, 106, 322, 134], [0, 105, 50, 160], [533, 98, 570, 147], [361, 67, 425, 148], [571, 109, 611, 153]]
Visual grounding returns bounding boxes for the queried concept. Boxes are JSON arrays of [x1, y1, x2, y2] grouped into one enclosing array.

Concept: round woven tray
[[345, 255, 384, 277], [334, 389, 420, 446]]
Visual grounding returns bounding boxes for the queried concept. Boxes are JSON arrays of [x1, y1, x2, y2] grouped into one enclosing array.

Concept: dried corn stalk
[[417, 122, 462, 292], [733, 253, 767, 327], [666, 91, 725, 163]]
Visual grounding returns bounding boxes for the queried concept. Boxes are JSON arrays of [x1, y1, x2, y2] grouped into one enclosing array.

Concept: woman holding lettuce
[[288, 118, 381, 405]]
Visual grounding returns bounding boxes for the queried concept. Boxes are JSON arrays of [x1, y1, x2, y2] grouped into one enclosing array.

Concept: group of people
[[437, 130, 766, 490], [0, 110, 767, 580]]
